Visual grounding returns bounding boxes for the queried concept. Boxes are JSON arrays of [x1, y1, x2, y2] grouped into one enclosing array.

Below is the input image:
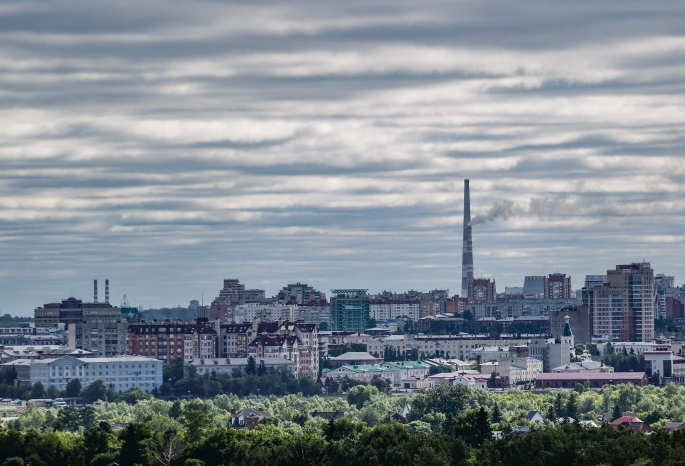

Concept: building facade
[[29, 355, 163, 394], [544, 274, 572, 299], [330, 290, 370, 332], [68, 322, 129, 357], [468, 278, 496, 304], [369, 299, 420, 321], [593, 263, 654, 342], [127, 318, 217, 365], [245, 321, 318, 377], [276, 283, 326, 304], [34, 297, 123, 328]]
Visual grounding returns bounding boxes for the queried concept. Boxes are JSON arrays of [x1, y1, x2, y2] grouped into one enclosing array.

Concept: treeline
[[0, 314, 33, 326], [161, 358, 320, 398], [3, 407, 685, 466], [602, 351, 646, 372]]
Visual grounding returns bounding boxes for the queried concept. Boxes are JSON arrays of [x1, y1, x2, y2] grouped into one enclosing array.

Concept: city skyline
[[1, 0, 685, 314]]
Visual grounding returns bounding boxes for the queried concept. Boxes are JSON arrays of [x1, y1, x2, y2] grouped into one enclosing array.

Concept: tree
[[65, 378, 82, 397], [257, 360, 266, 376], [408, 384, 471, 421], [347, 385, 378, 409], [2, 458, 24, 466], [46, 384, 59, 399], [148, 429, 183, 466], [429, 365, 454, 375], [245, 356, 257, 376], [491, 403, 503, 424], [611, 402, 623, 422], [444, 407, 492, 447], [31, 381, 46, 399], [80, 379, 108, 404], [553, 392, 565, 421], [369, 376, 391, 393], [119, 387, 153, 405], [169, 400, 183, 419], [118, 422, 154, 466], [1, 366, 17, 385], [566, 392, 578, 422], [183, 410, 213, 445], [57, 406, 81, 431]]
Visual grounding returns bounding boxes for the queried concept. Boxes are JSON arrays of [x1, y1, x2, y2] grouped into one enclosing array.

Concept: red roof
[[611, 416, 642, 425]]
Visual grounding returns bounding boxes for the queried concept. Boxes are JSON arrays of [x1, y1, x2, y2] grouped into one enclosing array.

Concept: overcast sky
[[1, 0, 684, 315]]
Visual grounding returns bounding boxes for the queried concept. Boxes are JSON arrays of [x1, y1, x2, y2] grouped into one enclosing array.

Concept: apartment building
[[68, 321, 129, 357], [246, 320, 318, 377], [365, 334, 530, 361], [127, 318, 217, 365], [369, 299, 420, 321], [593, 262, 654, 342], [218, 323, 251, 358], [544, 274, 572, 299], [29, 355, 163, 394]]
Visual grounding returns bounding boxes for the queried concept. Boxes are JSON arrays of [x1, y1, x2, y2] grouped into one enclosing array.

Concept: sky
[[1, 0, 685, 315]]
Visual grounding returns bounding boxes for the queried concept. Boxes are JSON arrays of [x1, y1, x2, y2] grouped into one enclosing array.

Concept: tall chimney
[[94, 279, 98, 303], [461, 179, 474, 298], [105, 279, 110, 304]]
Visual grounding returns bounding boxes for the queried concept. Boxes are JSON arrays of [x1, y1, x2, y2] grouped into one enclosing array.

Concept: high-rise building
[[276, 283, 326, 304], [210, 279, 266, 312], [461, 179, 474, 298], [330, 289, 369, 332], [655, 274, 676, 319], [468, 278, 496, 304], [34, 297, 123, 328], [523, 276, 545, 297], [592, 263, 654, 342], [544, 273, 572, 299]]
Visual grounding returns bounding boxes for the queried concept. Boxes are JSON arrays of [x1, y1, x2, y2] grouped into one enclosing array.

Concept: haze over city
[[1, 0, 685, 314]]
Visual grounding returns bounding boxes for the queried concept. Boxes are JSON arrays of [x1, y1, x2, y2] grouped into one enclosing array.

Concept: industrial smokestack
[[94, 279, 98, 303], [461, 179, 474, 298], [105, 279, 110, 304]]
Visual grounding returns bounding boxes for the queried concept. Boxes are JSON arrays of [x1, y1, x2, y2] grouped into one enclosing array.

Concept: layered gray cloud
[[1, 0, 685, 313]]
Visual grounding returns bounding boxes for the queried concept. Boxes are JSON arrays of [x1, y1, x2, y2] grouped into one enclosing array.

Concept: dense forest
[[4, 383, 685, 465]]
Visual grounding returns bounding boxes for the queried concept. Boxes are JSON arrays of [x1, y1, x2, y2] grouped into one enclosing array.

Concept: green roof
[[383, 361, 430, 369], [340, 364, 389, 373]]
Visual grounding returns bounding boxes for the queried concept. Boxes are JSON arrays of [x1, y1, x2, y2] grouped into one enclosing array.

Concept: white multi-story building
[[479, 357, 543, 385], [369, 299, 420, 322], [381, 361, 430, 386], [366, 334, 530, 361], [30, 355, 163, 394]]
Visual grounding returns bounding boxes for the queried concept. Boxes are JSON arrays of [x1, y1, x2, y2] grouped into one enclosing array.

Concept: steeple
[[562, 315, 573, 337], [561, 314, 574, 348]]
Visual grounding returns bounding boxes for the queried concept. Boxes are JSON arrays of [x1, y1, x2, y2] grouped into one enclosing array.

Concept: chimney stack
[[461, 179, 474, 298], [105, 279, 109, 304], [94, 279, 98, 303]]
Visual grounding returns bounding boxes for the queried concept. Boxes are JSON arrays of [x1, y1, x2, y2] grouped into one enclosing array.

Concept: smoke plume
[[469, 200, 524, 225], [468, 194, 591, 226]]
